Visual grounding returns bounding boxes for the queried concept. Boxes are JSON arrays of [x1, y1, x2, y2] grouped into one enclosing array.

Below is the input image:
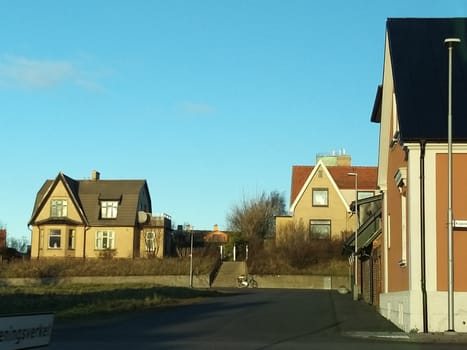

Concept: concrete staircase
[[211, 261, 247, 288]]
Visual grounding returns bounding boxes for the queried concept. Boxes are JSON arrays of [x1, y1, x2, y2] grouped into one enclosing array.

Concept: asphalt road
[[49, 289, 465, 349]]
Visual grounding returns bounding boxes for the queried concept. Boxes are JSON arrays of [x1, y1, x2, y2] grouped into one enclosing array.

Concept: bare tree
[[7, 236, 29, 253], [227, 191, 286, 243]]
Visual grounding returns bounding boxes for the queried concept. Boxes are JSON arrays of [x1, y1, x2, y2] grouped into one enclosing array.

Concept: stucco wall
[[293, 166, 352, 239]]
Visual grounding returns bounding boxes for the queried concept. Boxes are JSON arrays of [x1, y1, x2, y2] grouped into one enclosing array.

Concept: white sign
[[0, 313, 54, 349], [453, 220, 467, 228]]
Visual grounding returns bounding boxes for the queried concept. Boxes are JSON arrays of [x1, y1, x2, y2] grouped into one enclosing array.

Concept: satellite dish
[[138, 211, 150, 224]]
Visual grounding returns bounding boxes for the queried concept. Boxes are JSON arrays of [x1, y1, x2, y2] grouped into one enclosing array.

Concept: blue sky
[[1, 1, 466, 240]]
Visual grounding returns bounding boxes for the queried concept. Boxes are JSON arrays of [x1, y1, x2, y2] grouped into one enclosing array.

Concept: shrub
[[247, 221, 348, 275]]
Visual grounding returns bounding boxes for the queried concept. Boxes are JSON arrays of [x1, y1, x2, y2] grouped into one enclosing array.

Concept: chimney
[[0, 229, 6, 249], [213, 224, 219, 232], [336, 155, 351, 166], [91, 170, 100, 181]]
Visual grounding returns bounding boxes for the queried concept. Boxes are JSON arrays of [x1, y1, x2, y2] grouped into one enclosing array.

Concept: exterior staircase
[[211, 261, 247, 288]]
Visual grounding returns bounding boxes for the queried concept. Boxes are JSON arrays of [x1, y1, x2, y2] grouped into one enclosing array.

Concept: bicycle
[[237, 274, 258, 288]]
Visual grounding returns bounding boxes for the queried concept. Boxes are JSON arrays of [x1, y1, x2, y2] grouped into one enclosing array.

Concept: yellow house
[[276, 155, 378, 242], [29, 171, 172, 259]]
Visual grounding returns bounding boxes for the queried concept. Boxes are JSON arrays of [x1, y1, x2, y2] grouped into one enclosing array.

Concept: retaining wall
[[0, 274, 349, 290]]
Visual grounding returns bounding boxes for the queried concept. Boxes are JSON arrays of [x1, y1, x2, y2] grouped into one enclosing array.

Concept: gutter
[[420, 140, 428, 332]]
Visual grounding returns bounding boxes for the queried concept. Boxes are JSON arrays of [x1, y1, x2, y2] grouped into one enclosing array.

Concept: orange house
[[372, 18, 467, 332]]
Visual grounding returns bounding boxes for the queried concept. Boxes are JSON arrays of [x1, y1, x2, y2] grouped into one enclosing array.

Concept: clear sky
[[1, 1, 466, 240]]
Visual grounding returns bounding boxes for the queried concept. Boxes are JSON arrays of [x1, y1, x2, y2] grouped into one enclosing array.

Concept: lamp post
[[348, 172, 359, 301], [445, 37, 460, 332], [187, 225, 194, 288]]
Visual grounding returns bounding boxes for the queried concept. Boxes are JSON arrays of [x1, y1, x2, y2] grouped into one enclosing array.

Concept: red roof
[[290, 165, 378, 206]]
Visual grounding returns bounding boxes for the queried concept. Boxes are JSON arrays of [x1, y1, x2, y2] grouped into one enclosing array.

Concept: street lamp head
[[444, 38, 461, 47], [347, 172, 357, 177]]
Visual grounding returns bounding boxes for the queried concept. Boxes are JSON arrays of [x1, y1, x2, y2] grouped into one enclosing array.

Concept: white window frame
[[309, 219, 331, 239], [400, 195, 407, 267], [49, 229, 61, 249], [68, 229, 75, 250], [51, 199, 67, 217], [95, 231, 115, 250], [145, 231, 156, 253], [312, 188, 329, 207], [101, 201, 119, 219]]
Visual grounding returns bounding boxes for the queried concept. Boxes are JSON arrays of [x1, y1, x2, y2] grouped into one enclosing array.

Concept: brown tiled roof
[[290, 165, 378, 206]]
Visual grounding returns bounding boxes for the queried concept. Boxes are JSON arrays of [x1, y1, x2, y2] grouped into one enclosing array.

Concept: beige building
[[29, 171, 172, 259], [276, 154, 378, 242]]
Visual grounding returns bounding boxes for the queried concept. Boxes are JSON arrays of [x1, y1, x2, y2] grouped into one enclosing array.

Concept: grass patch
[[0, 255, 218, 278], [0, 284, 222, 319]]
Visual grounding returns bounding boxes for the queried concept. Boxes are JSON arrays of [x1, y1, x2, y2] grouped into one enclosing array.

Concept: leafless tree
[[227, 191, 286, 243]]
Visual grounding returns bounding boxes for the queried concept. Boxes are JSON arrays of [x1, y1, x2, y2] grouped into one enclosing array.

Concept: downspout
[[32, 225, 40, 259], [370, 251, 374, 305], [83, 226, 90, 260], [420, 140, 428, 332]]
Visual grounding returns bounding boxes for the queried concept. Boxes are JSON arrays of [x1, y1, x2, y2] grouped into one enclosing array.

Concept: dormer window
[[51, 199, 67, 217], [101, 200, 119, 219]]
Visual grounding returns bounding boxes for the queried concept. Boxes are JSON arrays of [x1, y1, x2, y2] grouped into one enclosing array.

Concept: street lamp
[[348, 172, 359, 301], [187, 225, 194, 288], [445, 37, 460, 332]]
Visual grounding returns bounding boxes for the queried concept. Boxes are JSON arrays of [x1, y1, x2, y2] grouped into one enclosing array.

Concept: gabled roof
[[29, 172, 87, 226], [290, 162, 378, 207], [386, 18, 467, 142], [29, 173, 151, 227]]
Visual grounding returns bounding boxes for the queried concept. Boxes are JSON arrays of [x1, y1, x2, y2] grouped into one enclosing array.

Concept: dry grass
[[247, 223, 349, 275], [0, 254, 218, 278], [0, 283, 222, 319]]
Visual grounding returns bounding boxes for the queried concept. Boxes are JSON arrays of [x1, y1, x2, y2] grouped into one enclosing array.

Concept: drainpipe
[[420, 140, 428, 332], [83, 226, 90, 260]]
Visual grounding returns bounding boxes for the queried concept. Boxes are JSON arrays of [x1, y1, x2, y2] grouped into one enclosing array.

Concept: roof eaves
[[370, 85, 382, 123], [290, 161, 323, 212]]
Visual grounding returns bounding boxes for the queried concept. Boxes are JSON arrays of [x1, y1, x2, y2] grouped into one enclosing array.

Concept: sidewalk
[[331, 291, 467, 344]]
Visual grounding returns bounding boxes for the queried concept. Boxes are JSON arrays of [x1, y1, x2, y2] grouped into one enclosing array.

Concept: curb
[[344, 331, 467, 344]]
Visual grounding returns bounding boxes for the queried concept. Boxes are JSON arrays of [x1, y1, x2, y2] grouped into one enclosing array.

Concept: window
[[101, 201, 119, 219], [358, 191, 374, 200], [145, 232, 156, 253], [49, 229, 61, 248], [68, 229, 75, 250], [312, 189, 328, 207], [51, 199, 67, 217], [96, 231, 115, 250], [309, 220, 331, 239]]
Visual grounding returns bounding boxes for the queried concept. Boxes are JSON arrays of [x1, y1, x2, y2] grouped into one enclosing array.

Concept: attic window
[[312, 188, 328, 207], [51, 199, 67, 217], [101, 201, 119, 219]]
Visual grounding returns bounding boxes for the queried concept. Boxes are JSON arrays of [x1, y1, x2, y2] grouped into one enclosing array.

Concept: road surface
[[49, 289, 465, 349]]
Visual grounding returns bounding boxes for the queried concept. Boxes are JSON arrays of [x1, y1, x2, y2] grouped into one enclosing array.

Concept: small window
[[312, 189, 328, 207], [49, 229, 61, 248], [310, 220, 331, 239], [145, 232, 156, 253], [96, 231, 115, 250], [101, 201, 118, 219], [68, 229, 75, 250], [358, 191, 374, 200], [51, 199, 67, 217]]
